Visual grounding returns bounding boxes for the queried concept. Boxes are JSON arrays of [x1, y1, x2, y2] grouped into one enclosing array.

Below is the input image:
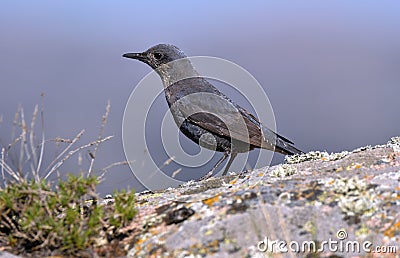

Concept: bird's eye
[[153, 53, 163, 60]]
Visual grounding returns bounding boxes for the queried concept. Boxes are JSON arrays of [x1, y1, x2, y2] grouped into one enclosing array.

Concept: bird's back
[[163, 77, 300, 154]]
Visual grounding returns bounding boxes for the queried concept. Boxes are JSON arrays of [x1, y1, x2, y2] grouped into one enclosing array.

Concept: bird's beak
[[122, 52, 146, 61]]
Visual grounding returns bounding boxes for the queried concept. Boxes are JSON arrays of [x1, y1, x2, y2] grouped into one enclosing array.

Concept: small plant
[[110, 189, 137, 228], [0, 174, 136, 255], [0, 100, 137, 256]]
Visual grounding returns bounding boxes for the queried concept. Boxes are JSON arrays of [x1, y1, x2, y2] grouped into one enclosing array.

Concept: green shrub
[[0, 174, 136, 255]]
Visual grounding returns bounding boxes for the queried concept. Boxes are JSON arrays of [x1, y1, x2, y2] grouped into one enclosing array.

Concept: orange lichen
[[229, 178, 238, 184], [383, 221, 400, 238], [202, 194, 221, 207]]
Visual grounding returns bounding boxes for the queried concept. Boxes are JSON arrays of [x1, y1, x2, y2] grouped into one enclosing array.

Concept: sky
[[1, 1, 400, 193]]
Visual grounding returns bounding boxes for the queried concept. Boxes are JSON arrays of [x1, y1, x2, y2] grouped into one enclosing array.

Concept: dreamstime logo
[[336, 229, 348, 240], [256, 229, 386, 254], [122, 56, 276, 191]]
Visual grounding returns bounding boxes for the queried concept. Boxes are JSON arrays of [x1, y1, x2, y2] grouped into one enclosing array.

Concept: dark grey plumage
[[123, 44, 302, 179]]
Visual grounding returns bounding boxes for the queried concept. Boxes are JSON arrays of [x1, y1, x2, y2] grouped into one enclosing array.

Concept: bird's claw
[[197, 171, 214, 181]]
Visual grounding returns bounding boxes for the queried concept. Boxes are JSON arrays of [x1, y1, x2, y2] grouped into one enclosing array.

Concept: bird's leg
[[198, 151, 229, 181], [222, 152, 237, 176]]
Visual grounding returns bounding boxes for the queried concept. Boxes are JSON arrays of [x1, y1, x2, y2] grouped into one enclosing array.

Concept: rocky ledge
[[127, 137, 400, 258]]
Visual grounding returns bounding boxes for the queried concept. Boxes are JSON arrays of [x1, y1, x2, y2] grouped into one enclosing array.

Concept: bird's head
[[123, 44, 187, 70]]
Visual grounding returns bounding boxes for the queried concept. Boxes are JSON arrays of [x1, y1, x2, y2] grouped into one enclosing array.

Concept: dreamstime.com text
[[257, 230, 398, 254]]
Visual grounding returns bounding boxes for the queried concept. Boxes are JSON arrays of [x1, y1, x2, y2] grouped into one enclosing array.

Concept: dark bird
[[123, 44, 302, 179]]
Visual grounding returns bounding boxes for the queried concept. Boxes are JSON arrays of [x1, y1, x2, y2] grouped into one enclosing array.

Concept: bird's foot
[[197, 171, 214, 181]]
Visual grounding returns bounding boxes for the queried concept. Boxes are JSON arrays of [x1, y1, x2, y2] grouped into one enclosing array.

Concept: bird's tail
[[274, 137, 304, 155]]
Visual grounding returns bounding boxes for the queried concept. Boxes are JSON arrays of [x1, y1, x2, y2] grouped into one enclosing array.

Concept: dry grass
[[0, 98, 137, 256]]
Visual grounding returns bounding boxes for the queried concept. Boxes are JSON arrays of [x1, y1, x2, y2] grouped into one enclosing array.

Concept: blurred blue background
[[1, 1, 399, 193]]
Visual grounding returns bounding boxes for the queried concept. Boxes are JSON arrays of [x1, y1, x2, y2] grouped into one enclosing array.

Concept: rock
[[0, 251, 23, 258], [128, 137, 400, 257]]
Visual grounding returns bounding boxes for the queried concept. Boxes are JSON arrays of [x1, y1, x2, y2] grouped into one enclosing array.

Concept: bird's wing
[[237, 106, 294, 144], [173, 91, 274, 150], [236, 106, 303, 154], [167, 78, 302, 154]]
